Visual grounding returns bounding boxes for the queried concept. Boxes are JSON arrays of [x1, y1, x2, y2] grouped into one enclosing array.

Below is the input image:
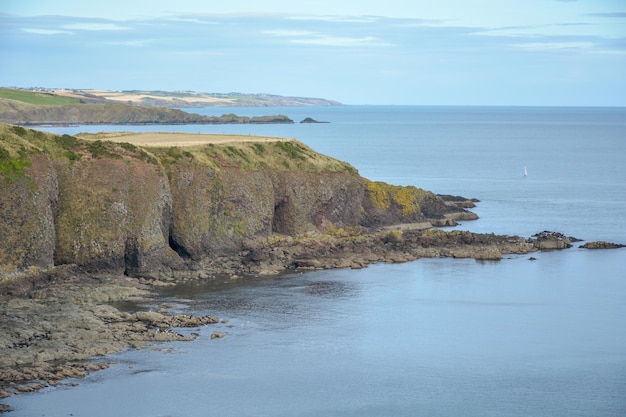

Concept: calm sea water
[[9, 106, 626, 416]]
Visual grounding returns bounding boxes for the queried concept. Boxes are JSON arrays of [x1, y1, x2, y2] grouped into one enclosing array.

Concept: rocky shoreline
[[1, 227, 624, 411], [0, 271, 221, 406], [0, 229, 579, 401]]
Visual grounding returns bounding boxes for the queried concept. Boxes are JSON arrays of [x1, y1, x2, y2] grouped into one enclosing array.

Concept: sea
[[6, 106, 626, 416]]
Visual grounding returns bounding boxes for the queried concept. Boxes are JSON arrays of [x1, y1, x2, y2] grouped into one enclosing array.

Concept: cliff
[[0, 124, 473, 286]]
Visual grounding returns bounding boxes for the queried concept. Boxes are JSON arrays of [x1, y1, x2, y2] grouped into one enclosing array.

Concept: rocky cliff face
[[0, 153, 57, 273], [53, 156, 180, 274], [0, 124, 474, 282], [168, 165, 365, 259]]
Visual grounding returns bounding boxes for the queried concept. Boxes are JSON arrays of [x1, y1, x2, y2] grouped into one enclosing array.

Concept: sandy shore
[[76, 132, 295, 147]]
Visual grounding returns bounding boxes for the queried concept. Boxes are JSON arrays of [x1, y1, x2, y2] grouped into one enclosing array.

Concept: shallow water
[[10, 106, 626, 416]]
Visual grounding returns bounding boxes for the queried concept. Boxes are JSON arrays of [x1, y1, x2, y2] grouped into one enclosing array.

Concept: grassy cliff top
[[0, 124, 358, 175], [76, 131, 294, 147], [77, 131, 357, 173]]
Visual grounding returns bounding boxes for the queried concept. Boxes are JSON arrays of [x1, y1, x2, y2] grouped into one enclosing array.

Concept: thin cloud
[[394, 19, 451, 28], [263, 27, 393, 48], [290, 35, 392, 47], [103, 39, 153, 47], [511, 41, 596, 51], [263, 29, 316, 37], [472, 21, 621, 39], [63, 23, 129, 31], [163, 17, 219, 25], [286, 15, 380, 23], [21, 28, 72, 35], [586, 12, 626, 18]]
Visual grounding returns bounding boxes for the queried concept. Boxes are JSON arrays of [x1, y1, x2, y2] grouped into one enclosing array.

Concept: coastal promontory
[[0, 123, 603, 400], [0, 124, 476, 285]]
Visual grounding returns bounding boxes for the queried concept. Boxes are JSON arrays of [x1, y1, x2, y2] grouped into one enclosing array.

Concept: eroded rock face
[[167, 164, 365, 258]]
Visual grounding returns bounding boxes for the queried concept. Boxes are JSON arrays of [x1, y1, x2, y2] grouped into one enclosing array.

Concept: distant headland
[[0, 87, 340, 126]]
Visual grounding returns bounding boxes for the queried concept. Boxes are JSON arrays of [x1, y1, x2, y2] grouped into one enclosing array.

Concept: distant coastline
[[1, 87, 343, 108], [0, 87, 340, 126]]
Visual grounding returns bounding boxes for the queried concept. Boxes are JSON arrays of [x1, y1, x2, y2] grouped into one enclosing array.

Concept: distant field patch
[[75, 132, 294, 147], [0, 88, 80, 106]]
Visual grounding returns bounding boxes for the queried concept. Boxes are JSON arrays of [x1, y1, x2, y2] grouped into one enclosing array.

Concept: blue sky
[[1, 0, 625, 105]]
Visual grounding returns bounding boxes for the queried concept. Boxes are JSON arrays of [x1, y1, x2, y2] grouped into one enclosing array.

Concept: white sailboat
[[524, 166, 528, 177]]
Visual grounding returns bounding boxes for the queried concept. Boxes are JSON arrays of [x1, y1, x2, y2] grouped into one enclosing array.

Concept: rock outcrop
[[579, 241, 625, 249], [531, 231, 580, 250]]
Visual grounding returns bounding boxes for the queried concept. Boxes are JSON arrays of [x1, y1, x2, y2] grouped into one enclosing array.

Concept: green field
[[0, 88, 79, 106]]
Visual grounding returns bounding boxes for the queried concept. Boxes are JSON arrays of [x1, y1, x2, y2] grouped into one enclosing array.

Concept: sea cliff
[[0, 124, 476, 288]]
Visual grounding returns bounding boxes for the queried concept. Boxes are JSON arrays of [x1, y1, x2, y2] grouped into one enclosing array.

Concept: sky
[[1, 0, 625, 105]]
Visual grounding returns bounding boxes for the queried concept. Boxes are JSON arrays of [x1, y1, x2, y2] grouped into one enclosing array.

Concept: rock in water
[[579, 241, 625, 249]]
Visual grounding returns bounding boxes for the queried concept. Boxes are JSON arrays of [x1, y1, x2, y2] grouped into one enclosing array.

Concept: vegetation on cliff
[[153, 138, 357, 174]]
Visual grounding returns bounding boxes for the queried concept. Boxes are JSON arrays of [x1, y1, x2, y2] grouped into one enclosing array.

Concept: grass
[[76, 131, 358, 174], [0, 88, 80, 106], [0, 125, 36, 182], [189, 139, 355, 173], [0, 149, 31, 182]]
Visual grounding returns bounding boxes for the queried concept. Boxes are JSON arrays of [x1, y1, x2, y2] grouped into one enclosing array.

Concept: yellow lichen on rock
[[365, 180, 422, 215], [365, 180, 391, 210]]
